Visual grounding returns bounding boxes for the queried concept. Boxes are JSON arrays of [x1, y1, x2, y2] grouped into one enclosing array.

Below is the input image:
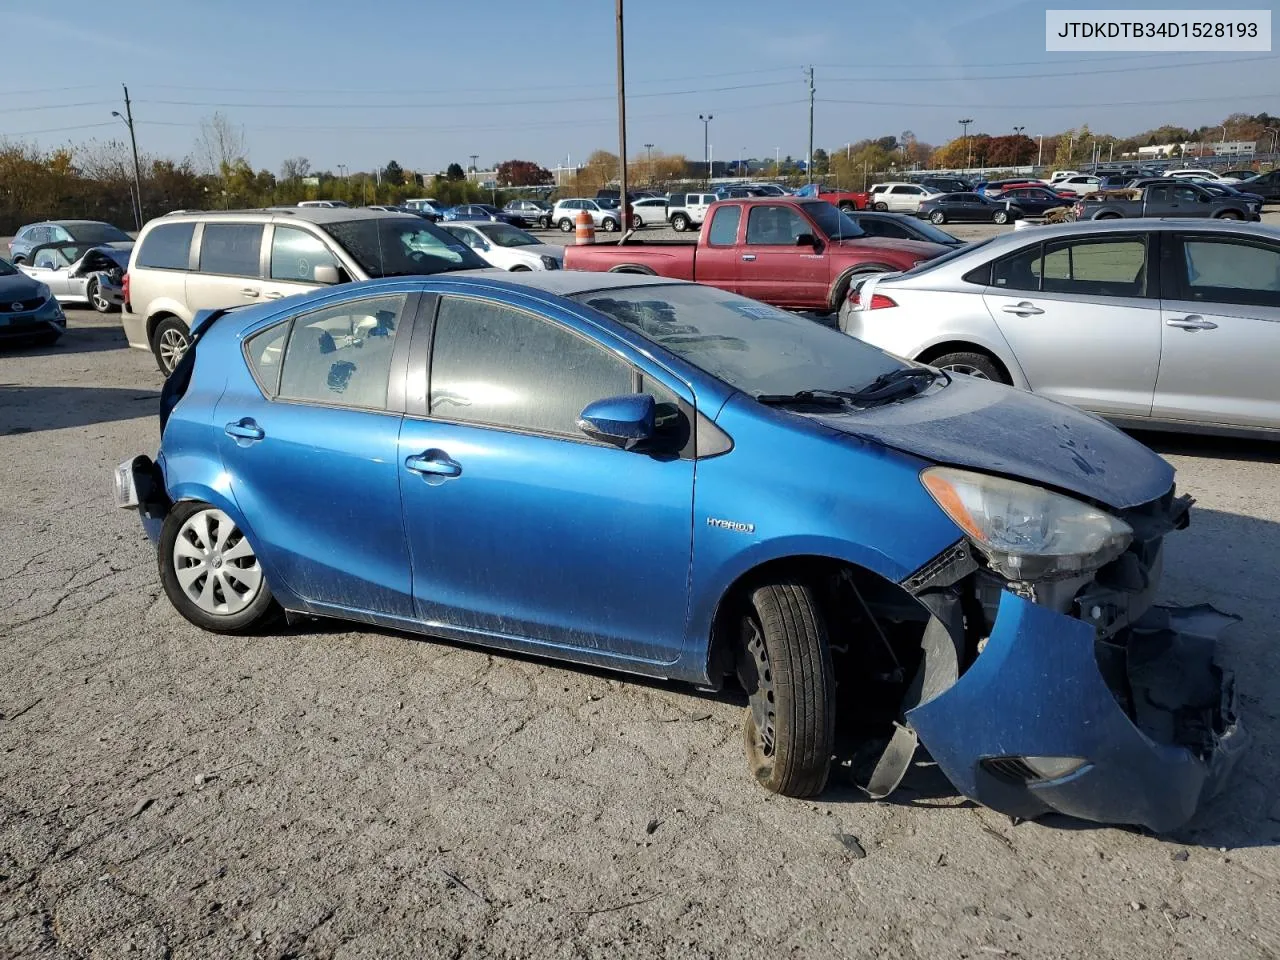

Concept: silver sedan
[[839, 219, 1280, 438]]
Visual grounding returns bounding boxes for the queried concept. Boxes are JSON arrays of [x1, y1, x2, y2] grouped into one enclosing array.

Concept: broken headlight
[[921, 466, 1132, 582]]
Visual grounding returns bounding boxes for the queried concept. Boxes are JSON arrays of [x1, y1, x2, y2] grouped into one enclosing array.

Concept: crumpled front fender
[[907, 591, 1245, 833]]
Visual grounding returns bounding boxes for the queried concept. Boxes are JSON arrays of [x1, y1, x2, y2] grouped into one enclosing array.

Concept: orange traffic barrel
[[575, 209, 596, 244]]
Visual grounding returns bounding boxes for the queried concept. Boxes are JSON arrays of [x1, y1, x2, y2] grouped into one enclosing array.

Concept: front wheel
[[929, 351, 1008, 383], [88, 278, 113, 313], [873, 201, 888, 211], [631, 215, 644, 228], [737, 582, 835, 798], [558, 217, 575, 232], [509, 264, 532, 272], [929, 210, 946, 224], [993, 210, 1010, 225], [601, 218, 619, 232], [1216, 210, 1243, 220], [158, 501, 277, 634], [540, 216, 552, 229], [838, 202, 855, 213], [151, 316, 190, 375], [671, 213, 690, 232]]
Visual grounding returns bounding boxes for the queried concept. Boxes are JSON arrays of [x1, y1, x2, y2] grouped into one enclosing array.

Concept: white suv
[[665, 193, 717, 232], [868, 182, 938, 213], [551, 199, 622, 233]]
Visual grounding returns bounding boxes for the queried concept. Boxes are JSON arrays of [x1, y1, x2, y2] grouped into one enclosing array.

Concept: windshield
[[571, 283, 905, 397], [798, 201, 864, 240], [476, 223, 539, 247], [322, 218, 487, 277], [66, 222, 130, 244]]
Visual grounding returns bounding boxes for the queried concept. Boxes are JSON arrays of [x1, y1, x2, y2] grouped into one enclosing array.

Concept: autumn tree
[[495, 159, 553, 187]]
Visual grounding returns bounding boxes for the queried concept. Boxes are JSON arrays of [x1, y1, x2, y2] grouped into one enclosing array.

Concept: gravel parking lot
[[2, 223, 1279, 959]]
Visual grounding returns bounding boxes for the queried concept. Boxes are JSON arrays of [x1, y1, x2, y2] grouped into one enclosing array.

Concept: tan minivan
[[122, 207, 485, 373]]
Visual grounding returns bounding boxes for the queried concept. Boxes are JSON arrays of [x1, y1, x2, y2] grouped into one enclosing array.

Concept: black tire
[[838, 202, 856, 213], [87, 278, 113, 313], [11, 256, 24, 265], [1216, 210, 1243, 220], [540, 216, 552, 229], [150, 316, 191, 375], [558, 217, 575, 232], [1095, 213, 1122, 220], [873, 201, 888, 211], [158, 501, 278, 634], [632, 215, 644, 228], [671, 213, 690, 232], [737, 582, 835, 798], [510, 264, 532, 271], [601, 218, 619, 232], [929, 350, 1009, 383], [929, 210, 946, 224], [993, 210, 1010, 225]]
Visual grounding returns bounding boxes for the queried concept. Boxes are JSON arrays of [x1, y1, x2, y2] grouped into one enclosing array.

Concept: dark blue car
[[115, 272, 1243, 831]]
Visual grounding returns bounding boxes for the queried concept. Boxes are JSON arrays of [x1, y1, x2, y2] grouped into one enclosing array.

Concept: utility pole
[[615, 0, 629, 227], [958, 118, 973, 172], [699, 114, 713, 179], [112, 85, 143, 229], [644, 142, 653, 184], [1012, 126, 1025, 166], [1037, 133, 1044, 168], [805, 65, 815, 185]]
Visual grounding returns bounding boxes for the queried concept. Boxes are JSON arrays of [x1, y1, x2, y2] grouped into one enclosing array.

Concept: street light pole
[[111, 84, 143, 230], [1012, 125, 1025, 165], [615, 0, 629, 228], [958, 118, 973, 172], [1037, 133, 1044, 167], [699, 114, 713, 178], [644, 142, 653, 183]]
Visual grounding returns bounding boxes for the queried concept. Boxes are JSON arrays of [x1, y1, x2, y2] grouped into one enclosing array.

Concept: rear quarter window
[[136, 222, 196, 270]]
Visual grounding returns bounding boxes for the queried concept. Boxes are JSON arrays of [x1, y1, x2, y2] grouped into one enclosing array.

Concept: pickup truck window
[[1179, 237, 1280, 308], [708, 207, 741, 246], [747, 206, 810, 245], [572, 283, 905, 398]]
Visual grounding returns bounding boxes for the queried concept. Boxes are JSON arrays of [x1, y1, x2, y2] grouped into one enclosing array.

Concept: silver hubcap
[[941, 362, 990, 380], [173, 509, 263, 615], [90, 284, 109, 310], [158, 328, 189, 371]]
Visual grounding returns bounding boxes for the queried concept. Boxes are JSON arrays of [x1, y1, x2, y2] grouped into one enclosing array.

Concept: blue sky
[[5, 0, 1274, 175]]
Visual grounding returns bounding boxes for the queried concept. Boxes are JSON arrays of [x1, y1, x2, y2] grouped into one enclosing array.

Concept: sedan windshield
[[571, 283, 905, 397], [322, 218, 487, 277], [476, 223, 540, 247], [798, 201, 864, 240], [66, 222, 130, 244]]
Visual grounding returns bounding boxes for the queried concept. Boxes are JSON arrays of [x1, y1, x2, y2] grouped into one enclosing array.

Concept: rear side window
[[429, 295, 634, 438], [270, 226, 339, 282], [707, 206, 741, 246], [991, 244, 1044, 291], [1041, 237, 1147, 297], [245, 321, 291, 395], [200, 224, 263, 277], [136, 222, 196, 270], [278, 294, 407, 410]]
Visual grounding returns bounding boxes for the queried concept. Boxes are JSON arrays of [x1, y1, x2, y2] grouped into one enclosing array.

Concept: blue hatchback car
[[116, 272, 1244, 831]]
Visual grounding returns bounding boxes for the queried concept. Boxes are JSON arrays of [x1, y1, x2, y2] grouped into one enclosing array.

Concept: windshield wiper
[[847, 368, 942, 405], [754, 389, 855, 408]]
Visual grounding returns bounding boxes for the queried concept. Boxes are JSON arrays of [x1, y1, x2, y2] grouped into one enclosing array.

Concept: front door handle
[[1001, 301, 1044, 316], [1166, 315, 1218, 330], [405, 450, 462, 479], [741, 253, 756, 261], [241, 287, 260, 298], [224, 418, 265, 441]]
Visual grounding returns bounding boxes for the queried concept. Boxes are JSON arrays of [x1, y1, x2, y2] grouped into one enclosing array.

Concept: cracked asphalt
[[1, 306, 1278, 960]]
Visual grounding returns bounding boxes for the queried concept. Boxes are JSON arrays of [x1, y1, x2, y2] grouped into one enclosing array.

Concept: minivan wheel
[[930, 351, 1008, 383], [158, 501, 277, 634], [737, 582, 836, 798], [559, 217, 575, 232], [87, 279, 113, 313], [929, 210, 946, 224], [671, 213, 690, 232], [151, 317, 191, 375]]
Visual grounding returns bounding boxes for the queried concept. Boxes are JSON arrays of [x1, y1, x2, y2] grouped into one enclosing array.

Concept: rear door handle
[[1166, 315, 1218, 330], [405, 450, 462, 479], [1001, 301, 1044, 316], [224, 418, 264, 441], [263, 291, 284, 300], [241, 287, 260, 298], [741, 254, 756, 261]]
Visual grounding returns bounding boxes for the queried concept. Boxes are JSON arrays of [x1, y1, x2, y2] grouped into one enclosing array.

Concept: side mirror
[[313, 264, 340, 285], [577, 394, 655, 447], [795, 232, 821, 250]]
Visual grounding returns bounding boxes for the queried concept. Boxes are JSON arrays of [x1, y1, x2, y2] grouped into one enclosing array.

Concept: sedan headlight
[[540, 255, 560, 270], [921, 466, 1132, 581]]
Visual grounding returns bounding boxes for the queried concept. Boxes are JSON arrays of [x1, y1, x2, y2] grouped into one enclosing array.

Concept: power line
[[811, 50, 1240, 70], [821, 53, 1279, 83], [817, 91, 1280, 109], [0, 100, 116, 115], [1, 120, 120, 137]]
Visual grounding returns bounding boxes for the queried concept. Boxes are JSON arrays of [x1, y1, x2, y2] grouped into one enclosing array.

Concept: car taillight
[[122, 271, 131, 309], [850, 289, 897, 310]]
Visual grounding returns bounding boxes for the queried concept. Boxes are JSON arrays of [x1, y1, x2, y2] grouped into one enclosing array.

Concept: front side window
[[429, 296, 634, 438], [707, 206, 741, 246], [1179, 237, 1280, 307], [270, 226, 339, 282], [136, 222, 196, 270], [200, 223, 264, 277], [1041, 237, 1147, 297], [321, 218, 484, 278], [746, 205, 811, 245], [278, 294, 407, 409]]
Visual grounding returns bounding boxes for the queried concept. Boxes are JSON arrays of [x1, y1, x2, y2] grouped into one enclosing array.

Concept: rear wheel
[[737, 582, 836, 798], [929, 210, 946, 224], [151, 316, 190, 375], [838, 202, 856, 213], [632, 215, 644, 228], [158, 501, 277, 634], [87, 278, 113, 313], [671, 213, 690, 232], [929, 350, 1008, 383]]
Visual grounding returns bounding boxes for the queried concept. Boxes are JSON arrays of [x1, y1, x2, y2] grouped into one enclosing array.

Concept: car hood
[[805, 374, 1174, 510], [0, 272, 47, 301], [834, 237, 951, 260]]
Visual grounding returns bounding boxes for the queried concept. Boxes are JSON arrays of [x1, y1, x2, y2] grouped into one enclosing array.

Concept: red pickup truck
[[563, 197, 948, 313]]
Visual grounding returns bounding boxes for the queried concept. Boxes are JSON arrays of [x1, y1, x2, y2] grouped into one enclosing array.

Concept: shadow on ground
[[0, 321, 131, 359], [0, 384, 160, 433]]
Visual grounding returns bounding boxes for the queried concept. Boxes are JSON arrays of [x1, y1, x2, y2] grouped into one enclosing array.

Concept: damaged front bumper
[[907, 592, 1245, 833], [114, 454, 170, 543]]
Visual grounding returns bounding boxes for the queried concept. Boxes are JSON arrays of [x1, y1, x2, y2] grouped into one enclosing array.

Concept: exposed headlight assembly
[[540, 255, 560, 270], [921, 466, 1132, 581]]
